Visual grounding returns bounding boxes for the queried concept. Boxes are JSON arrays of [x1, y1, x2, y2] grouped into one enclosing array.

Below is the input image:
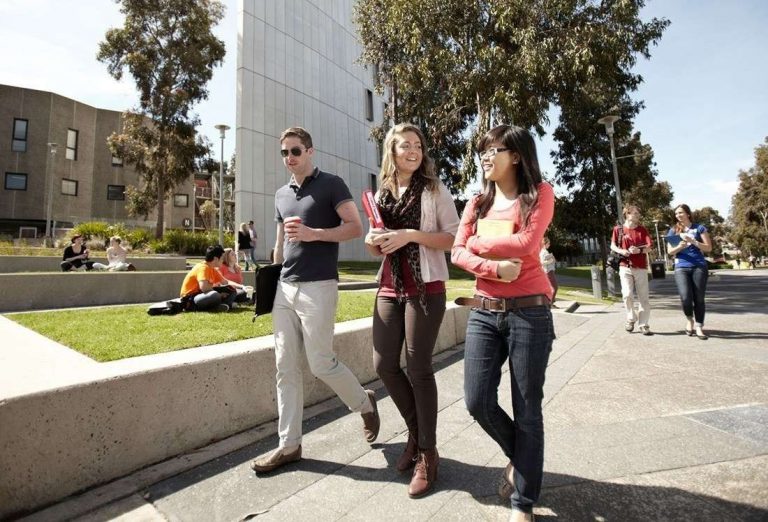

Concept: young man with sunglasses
[[251, 127, 380, 473]]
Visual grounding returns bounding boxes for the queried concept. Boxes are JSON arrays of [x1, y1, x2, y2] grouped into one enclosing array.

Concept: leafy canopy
[[355, 0, 668, 192]]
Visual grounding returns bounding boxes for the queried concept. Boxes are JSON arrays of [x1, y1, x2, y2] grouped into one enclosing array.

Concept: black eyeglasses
[[280, 147, 306, 158]]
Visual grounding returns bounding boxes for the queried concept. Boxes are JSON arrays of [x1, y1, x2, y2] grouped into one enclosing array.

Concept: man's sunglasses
[[280, 147, 306, 158]]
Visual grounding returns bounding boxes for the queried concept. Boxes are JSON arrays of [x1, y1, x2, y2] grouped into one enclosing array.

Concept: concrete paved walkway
[[18, 270, 768, 522]]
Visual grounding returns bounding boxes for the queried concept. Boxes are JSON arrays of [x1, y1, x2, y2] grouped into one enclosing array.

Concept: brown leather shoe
[[396, 432, 418, 473], [361, 390, 380, 443], [250, 445, 302, 473], [408, 448, 439, 498], [498, 461, 515, 500]]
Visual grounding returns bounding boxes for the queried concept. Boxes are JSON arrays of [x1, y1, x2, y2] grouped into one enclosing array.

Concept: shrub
[[126, 228, 152, 251], [150, 229, 231, 256]]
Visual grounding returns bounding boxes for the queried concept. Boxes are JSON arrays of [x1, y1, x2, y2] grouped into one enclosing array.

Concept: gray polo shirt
[[274, 168, 353, 282]]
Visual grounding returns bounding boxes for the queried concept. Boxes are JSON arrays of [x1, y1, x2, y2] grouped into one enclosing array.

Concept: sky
[[2, 0, 766, 219]]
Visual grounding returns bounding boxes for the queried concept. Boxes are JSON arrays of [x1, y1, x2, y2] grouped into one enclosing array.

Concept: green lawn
[[5, 260, 608, 362]]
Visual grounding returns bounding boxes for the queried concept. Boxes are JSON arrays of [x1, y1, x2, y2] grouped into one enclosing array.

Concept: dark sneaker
[[250, 445, 302, 473], [640, 325, 653, 336], [361, 389, 380, 443], [215, 304, 230, 312], [624, 320, 635, 332]]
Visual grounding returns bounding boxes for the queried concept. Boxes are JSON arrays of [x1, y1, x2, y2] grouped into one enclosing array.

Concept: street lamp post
[[653, 219, 665, 261], [597, 115, 623, 220], [214, 124, 230, 246], [44, 143, 58, 244]]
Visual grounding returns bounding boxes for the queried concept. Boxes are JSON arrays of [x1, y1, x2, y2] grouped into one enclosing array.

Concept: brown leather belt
[[454, 294, 550, 312]]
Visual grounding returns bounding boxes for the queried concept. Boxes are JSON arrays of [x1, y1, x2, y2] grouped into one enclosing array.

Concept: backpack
[[147, 298, 185, 316]]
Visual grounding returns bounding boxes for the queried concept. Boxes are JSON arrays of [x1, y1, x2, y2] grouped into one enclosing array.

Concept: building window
[[66, 129, 78, 160], [61, 178, 78, 196], [173, 194, 189, 207], [369, 173, 377, 192], [4, 172, 27, 191], [376, 139, 383, 167], [12, 118, 28, 152], [365, 89, 374, 121], [107, 184, 125, 200], [111, 155, 123, 166]]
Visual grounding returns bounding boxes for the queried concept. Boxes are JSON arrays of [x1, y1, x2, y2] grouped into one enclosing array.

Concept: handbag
[[606, 225, 625, 271]]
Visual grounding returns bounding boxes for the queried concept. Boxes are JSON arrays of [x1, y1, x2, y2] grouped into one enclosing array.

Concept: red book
[[362, 189, 385, 228]]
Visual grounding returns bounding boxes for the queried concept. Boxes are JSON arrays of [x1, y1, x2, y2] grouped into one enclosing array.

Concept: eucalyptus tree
[[730, 137, 768, 256], [355, 0, 668, 192], [98, 0, 226, 237]]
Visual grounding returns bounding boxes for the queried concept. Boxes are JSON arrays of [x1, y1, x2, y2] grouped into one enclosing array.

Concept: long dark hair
[[473, 125, 543, 228], [674, 203, 693, 233]]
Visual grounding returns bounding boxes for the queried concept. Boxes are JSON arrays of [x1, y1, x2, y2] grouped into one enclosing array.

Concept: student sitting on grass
[[179, 245, 240, 312]]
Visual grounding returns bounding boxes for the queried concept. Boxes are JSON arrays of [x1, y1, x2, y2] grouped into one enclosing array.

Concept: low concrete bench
[[0, 255, 186, 273], [0, 305, 470, 517], [0, 271, 188, 312]]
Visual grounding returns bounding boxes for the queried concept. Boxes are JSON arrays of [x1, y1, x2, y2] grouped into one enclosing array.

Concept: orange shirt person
[[180, 245, 236, 312]]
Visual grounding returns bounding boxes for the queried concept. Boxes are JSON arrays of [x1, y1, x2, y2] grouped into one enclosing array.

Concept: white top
[[375, 181, 460, 283], [540, 248, 556, 273]]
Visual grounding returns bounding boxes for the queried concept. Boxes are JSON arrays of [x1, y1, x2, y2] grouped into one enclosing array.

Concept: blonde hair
[[240, 222, 249, 234], [222, 248, 237, 267], [379, 123, 439, 197]]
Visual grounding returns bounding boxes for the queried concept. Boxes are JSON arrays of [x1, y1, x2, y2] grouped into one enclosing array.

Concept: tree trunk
[[155, 178, 165, 239]]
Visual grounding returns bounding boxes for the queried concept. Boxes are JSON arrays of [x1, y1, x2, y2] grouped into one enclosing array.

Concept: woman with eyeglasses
[[666, 203, 712, 339], [451, 124, 555, 522], [364, 123, 459, 498]]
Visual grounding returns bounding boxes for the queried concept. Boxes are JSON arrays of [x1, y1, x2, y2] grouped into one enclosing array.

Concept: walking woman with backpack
[[451, 124, 555, 522]]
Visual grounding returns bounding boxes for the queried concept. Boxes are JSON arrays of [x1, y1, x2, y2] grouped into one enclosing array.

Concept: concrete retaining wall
[[0, 304, 469, 518], [0, 271, 189, 312], [0, 255, 186, 273]]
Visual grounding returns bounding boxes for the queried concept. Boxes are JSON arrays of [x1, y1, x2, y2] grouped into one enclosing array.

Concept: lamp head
[[597, 115, 620, 135], [47, 142, 58, 154], [214, 124, 230, 138]]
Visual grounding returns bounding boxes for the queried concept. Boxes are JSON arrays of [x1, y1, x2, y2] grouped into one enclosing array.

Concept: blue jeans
[[463, 306, 554, 513], [673, 266, 708, 326], [192, 289, 236, 311]]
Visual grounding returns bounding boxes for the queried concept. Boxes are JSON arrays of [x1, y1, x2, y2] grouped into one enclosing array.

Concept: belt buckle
[[484, 297, 506, 312]]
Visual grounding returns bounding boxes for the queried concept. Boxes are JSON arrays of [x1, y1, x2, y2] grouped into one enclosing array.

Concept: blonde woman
[[219, 248, 249, 303], [237, 222, 253, 270], [106, 236, 135, 271], [365, 123, 459, 497]]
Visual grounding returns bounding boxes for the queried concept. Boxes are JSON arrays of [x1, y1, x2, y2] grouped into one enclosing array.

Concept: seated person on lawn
[[180, 245, 242, 312]]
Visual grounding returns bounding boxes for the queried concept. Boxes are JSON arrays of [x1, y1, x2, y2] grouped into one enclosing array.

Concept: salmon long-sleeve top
[[451, 181, 555, 300]]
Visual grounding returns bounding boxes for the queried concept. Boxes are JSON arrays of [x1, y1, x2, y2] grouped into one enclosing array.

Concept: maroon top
[[612, 225, 652, 269], [378, 253, 445, 297]]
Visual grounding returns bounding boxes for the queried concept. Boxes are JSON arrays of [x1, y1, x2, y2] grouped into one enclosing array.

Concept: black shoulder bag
[[606, 225, 625, 271]]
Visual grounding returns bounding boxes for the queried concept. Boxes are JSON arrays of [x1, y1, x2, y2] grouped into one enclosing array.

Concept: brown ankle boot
[[408, 448, 439, 498], [396, 432, 418, 473]]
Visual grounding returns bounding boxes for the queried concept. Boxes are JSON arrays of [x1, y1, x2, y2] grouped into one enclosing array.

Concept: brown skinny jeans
[[372, 292, 446, 449]]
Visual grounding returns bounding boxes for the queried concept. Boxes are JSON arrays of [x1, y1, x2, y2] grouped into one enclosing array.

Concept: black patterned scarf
[[378, 174, 427, 312]]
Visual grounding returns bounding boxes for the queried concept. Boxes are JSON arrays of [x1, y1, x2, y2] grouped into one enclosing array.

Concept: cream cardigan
[[375, 181, 460, 283]]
